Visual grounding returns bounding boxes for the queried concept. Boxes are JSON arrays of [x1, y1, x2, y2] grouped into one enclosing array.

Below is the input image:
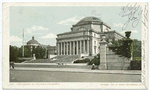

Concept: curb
[[11, 67, 141, 75]]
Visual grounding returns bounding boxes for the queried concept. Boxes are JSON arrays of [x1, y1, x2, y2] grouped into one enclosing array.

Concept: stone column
[[76, 41, 78, 55], [64, 42, 65, 55], [80, 40, 82, 54], [57, 43, 60, 55], [87, 40, 89, 54], [70, 41, 71, 55], [92, 38, 94, 55], [83, 40, 85, 53], [73, 41, 75, 55], [66, 42, 68, 55], [99, 35, 107, 70], [61, 42, 62, 55]]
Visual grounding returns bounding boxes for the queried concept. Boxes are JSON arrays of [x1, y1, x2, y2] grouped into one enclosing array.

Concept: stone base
[[33, 54, 36, 60], [33, 57, 36, 60], [123, 62, 130, 70], [99, 64, 107, 70]]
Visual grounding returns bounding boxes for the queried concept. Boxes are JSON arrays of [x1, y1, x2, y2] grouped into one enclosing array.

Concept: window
[[94, 46, 96, 54], [78, 27, 86, 31], [94, 34, 96, 37], [83, 32, 85, 35], [94, 41, 96, 46]]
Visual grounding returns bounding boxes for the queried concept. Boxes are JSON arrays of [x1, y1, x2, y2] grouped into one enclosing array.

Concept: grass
[[133, 57, 141, 61]]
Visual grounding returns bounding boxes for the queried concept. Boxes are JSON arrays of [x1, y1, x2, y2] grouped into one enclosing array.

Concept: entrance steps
[[50, 55, 79, 63]]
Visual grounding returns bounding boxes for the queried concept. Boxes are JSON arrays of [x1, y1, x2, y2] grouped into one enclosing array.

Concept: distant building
[[47, 45, 57, 55], [27, 36, 40, 50], [26, 36, 56, 55], [56, 17, 124, 56]]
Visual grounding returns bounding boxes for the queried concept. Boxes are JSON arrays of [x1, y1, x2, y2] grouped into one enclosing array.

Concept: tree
[[18, 46, 32, 57], [10, 45, 19, 62], [34, 46, 46, 59], [133, 39, 141, 57], [110, 36, 141, 60]]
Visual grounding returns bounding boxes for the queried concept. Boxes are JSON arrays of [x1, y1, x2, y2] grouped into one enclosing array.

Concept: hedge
[[88, 58, 100, 65], [130, 60, 141, 70], [73, 58, 90, 63]]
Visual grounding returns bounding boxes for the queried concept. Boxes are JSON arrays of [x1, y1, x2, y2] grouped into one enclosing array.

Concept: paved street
[[10, 69, 141, 82]]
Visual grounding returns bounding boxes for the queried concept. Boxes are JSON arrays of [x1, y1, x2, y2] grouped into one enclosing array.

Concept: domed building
[[56, 16, 124, 56], [27, 36, 40, 48], [26, 36, 56, 58]]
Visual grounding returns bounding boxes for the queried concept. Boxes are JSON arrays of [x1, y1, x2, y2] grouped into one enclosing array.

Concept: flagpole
[[22, 29, 24, 57]]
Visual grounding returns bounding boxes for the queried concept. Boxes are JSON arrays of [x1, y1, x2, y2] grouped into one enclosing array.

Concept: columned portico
[[58, 40, 90, 55]]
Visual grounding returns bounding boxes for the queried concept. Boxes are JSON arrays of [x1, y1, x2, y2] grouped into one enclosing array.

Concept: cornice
[[56, 35, 92, 40]]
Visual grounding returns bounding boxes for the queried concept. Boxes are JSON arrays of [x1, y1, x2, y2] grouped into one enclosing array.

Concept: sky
[[10, 6, 142, 47]]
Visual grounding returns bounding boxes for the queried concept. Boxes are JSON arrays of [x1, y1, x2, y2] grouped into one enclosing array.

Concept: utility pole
[[22, 29, 24, 57]]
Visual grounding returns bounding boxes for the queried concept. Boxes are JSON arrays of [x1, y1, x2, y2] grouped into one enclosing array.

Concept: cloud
[[25, 25, 49, 34], [120, 30, 138, 34], [131, 30, 138, 33], [114, 23, 123, 27], [120, 31, 125, 34], [58, 15, 83, 25], [10, 35, 22, 42], [41, 33, 57, 39]]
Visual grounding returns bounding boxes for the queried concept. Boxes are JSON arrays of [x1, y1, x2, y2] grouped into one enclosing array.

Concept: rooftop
[[76, 17, 103, 25], [27, 36, 40, 45]]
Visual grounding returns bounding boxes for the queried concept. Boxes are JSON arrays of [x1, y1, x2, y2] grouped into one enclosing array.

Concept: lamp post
[[31, 46, 32, 57], [22, 29, 24, 57]]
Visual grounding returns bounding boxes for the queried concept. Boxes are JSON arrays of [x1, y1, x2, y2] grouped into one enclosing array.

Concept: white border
[[2, 2, 149, 89]]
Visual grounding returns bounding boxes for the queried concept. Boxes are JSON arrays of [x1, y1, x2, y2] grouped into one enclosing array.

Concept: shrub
[[88, 54, 100, 65], [97, 54, 100, 59], [133, 57, 141, 61], [74, 58, 90, 63], [84, 58, 90, 62], [89, 53, 92, 56], [88, 58, 100, 65], [130, 60, 141, 70], [94, 56, 97, 59], [74, 60, 85, 63]]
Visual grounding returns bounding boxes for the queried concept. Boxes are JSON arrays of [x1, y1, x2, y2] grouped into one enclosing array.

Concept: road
[[10, 69, 141, 82]]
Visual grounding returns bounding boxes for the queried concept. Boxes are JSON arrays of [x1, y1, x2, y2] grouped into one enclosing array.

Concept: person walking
[[10, 61, 15, 69]]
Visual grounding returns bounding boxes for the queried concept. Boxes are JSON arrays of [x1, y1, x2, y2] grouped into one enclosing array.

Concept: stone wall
[[106, 48, 130, 70]]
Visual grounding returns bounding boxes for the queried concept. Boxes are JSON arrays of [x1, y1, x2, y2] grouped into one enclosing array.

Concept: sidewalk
[[12, 67, 141, 75]]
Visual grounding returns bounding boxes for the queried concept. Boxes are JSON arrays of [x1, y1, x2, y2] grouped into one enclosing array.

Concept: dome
[[76, 17, 103, 25], [27, 36, 40, 45]]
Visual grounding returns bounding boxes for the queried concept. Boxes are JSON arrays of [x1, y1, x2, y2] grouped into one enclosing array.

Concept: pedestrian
[[91, 63, 95, 70], [10, 61, 15, 69], [9, 62, 11, 69], [12, 61, 15, 69]]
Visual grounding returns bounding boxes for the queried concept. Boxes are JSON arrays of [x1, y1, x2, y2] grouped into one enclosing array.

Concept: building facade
[[56, 17, 124, 56]]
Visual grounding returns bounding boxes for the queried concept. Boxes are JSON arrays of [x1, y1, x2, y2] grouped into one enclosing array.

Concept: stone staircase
[[23, 55, 79, 63], [50, 55, 79, 64], [106, 49, 130, 70]]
